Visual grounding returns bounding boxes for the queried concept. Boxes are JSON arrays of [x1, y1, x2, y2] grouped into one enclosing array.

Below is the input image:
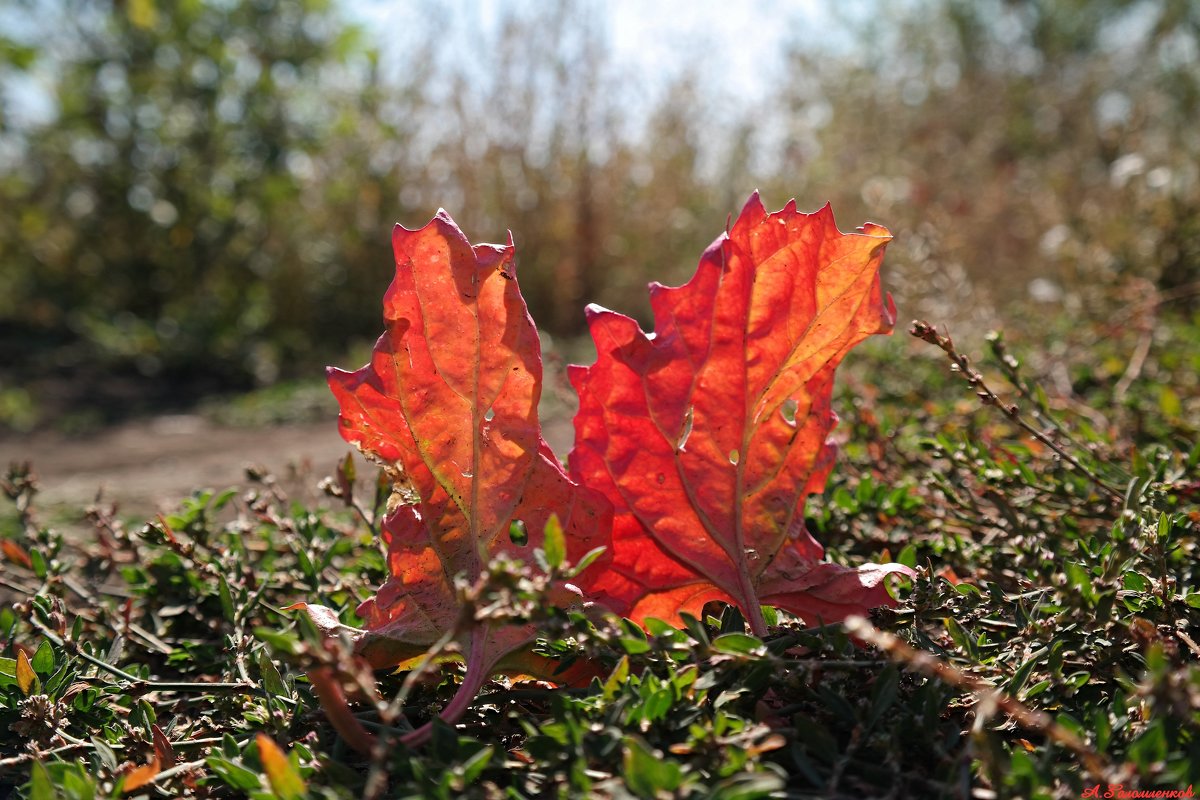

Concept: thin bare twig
[[843, 615, 1112, 781], [910, 321, 1124, 500], [1177, 629, 1200, 660], [29, 616, 255, 695]]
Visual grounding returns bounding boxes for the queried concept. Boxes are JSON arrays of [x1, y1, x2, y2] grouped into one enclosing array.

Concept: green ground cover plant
[[1, 202, 1198, 796]]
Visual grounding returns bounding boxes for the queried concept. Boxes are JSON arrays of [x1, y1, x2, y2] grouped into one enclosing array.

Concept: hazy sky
[[349, 0, 835, 107], [1, 0, 840, 130]]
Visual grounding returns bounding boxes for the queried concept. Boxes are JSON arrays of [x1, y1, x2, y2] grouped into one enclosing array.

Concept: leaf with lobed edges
[[568, 193, 913, 635], [316, 210, 611, 744]]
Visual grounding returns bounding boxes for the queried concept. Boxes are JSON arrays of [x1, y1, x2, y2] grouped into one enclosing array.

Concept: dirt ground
[[1, 415, 351, 519], [1, 412, 577, 521]]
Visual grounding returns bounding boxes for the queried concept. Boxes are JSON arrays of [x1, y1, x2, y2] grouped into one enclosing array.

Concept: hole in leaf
[[484, 407, 495, 422], [781, 398, 798, 426], [728, 449, 740, 465], [509, 519, 528, 546], [677, 407, 694, 451]]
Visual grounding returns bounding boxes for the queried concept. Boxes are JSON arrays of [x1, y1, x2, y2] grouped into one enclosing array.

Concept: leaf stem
[[743, 600, 768, 638]]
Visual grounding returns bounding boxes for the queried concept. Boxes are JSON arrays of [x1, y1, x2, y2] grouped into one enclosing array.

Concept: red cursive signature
[[1081, 785, 1195, 799]]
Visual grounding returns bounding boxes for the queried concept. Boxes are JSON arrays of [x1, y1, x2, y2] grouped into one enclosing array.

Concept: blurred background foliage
[[1, 0, 1197, 430]]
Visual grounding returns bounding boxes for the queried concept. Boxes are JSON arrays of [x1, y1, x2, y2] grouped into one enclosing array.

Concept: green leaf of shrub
[[712, 633, 764, 656], [623, 736, 683, 798]]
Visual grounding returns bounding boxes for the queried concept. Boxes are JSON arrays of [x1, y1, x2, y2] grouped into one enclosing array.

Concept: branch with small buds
[[909, 320, 1123, 500]]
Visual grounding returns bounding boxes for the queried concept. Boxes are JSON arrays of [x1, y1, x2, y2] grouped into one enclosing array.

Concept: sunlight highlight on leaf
[[257, 733, 307, 800], [15, 649, 35, 695]]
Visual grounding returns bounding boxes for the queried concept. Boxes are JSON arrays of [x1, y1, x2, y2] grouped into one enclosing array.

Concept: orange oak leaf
[[317, 210, 611, 743], [568, 193, 913, 636], [121, 755, 160, 794]]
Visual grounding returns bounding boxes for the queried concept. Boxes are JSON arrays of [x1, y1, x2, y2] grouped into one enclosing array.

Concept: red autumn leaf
[[569, 193, 913, 636], [317, 210, 610, 742]]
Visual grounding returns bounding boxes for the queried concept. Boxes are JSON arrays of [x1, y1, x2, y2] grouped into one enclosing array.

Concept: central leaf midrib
[[470, 263, 484, 571]]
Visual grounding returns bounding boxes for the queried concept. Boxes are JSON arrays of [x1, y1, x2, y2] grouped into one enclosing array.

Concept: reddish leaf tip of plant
[[857, 220, 892, 239], [390, 208, 476, 254], [390, 220, 413, 246]]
